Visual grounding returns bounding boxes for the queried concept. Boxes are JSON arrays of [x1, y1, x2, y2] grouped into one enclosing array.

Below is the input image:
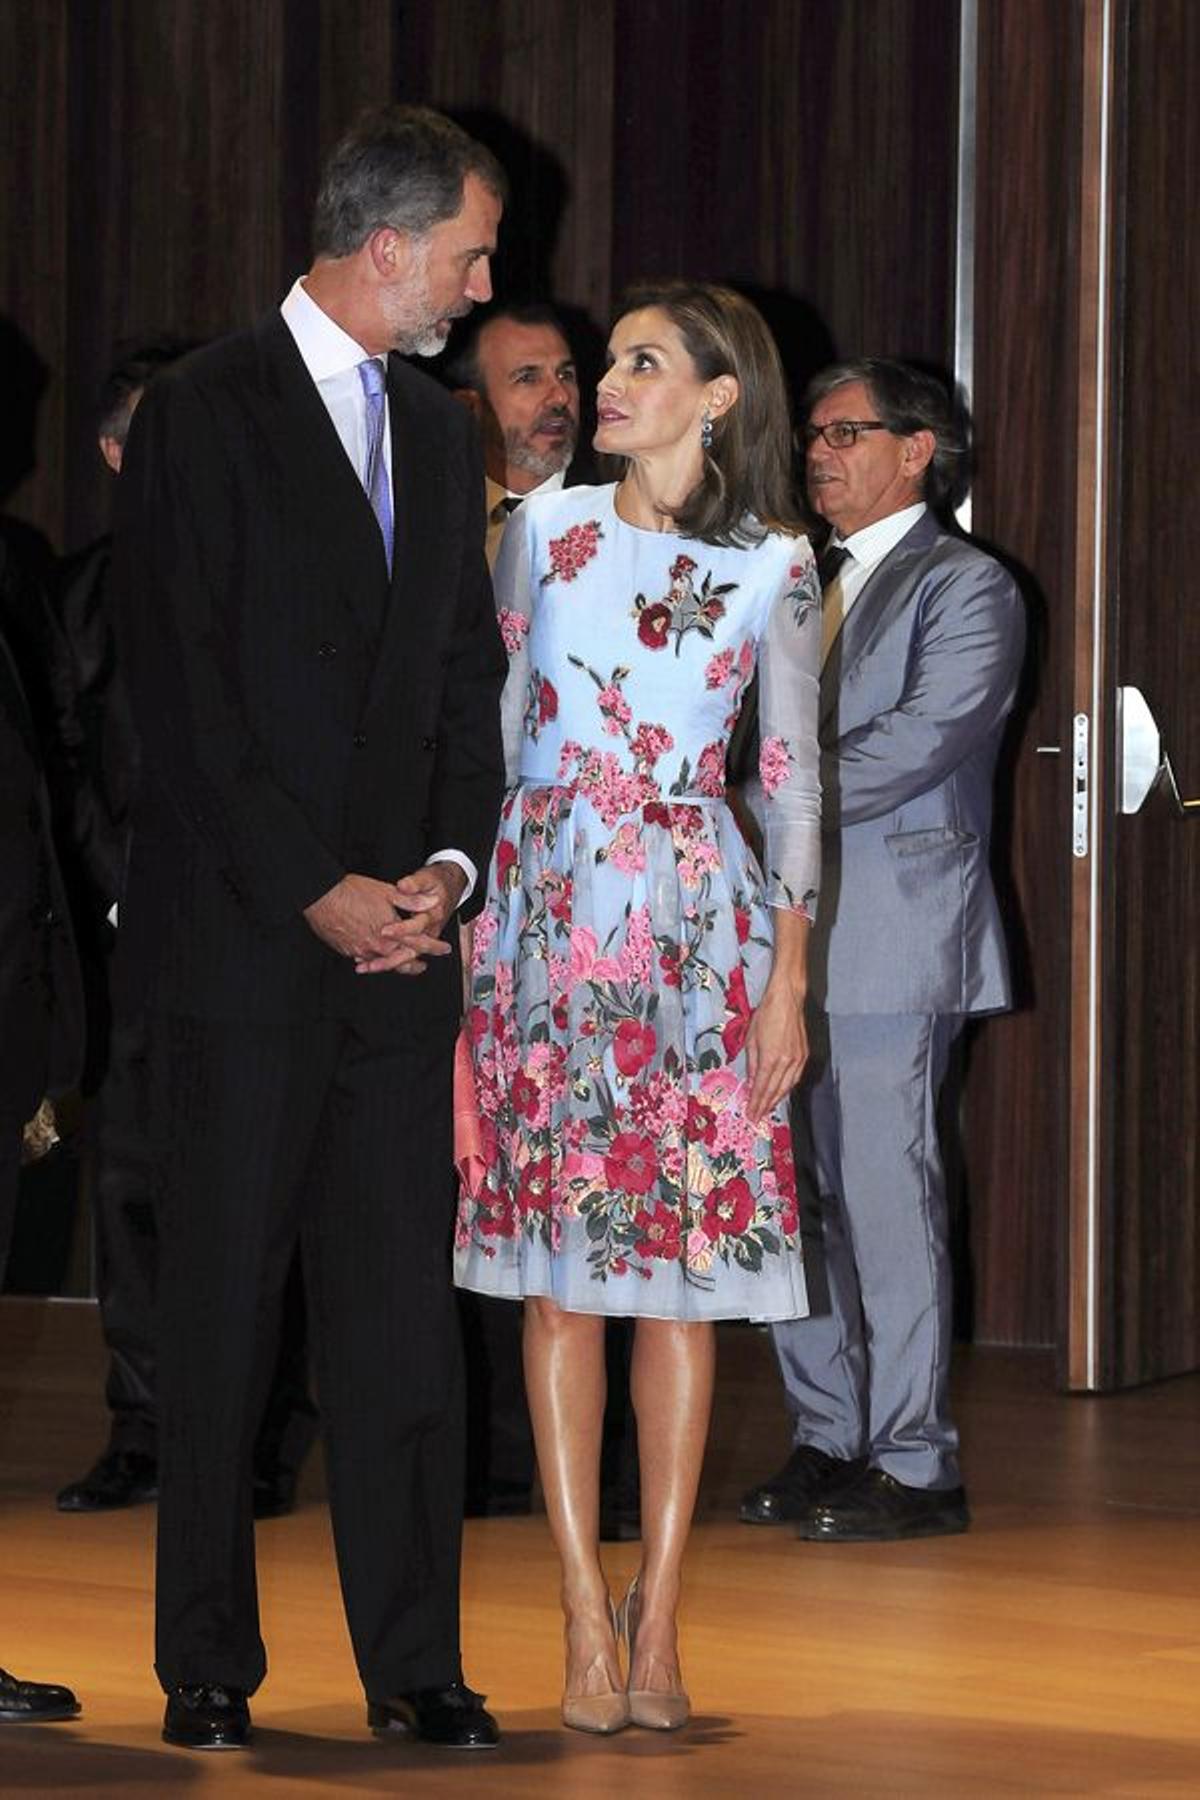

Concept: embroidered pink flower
[[597, 683, 632, 735], [497, 607, 529, 654], [695, 740, 726, 797], [759, 735, 792, 798], [620, 905, 655, 986], [613, 1018, 657, 1078], [705, 648, 735, 689], [541, 519, 603, 585], [591, 955, 625, 984], [670, 553, 697, 581], [630, 722, 673, 768], [568, 925, 598, 983], [606, 820, 645, 874]]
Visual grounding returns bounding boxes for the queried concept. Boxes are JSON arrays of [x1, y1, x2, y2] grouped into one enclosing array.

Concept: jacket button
[[353, 732, 367, 747], [421, 736, 436, 752], [318, 641, 337, 659]]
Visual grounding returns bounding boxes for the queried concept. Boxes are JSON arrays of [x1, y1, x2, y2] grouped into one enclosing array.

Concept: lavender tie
[[357, 357, 393, 575]]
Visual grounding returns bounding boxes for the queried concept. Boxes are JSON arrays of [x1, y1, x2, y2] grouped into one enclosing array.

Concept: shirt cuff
[[427, 849, 477, 910]]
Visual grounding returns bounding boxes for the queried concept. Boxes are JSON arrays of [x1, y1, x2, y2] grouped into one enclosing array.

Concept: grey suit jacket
[[810, 509, 1024, 1017]]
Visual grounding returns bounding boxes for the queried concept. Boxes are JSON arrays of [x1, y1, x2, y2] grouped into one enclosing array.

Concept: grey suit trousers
[[770, 1011, 962, 1489]]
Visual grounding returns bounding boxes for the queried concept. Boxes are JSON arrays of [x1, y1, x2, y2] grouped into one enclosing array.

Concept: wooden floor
[[2, 1300, 1199, 1796]]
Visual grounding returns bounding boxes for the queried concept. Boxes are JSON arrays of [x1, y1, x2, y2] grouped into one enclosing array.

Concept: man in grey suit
[[741, 359, 1024, 1540]]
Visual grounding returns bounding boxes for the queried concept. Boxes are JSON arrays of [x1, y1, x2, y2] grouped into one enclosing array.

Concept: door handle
[[1117, 686, 1200, 816]]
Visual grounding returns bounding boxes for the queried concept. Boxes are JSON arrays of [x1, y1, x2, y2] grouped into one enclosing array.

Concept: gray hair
[[313, 105, 506, 259], [805, 358, 968, 509]]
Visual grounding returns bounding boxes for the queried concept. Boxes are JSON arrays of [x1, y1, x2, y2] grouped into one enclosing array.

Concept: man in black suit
[[0, 572, 83, 1725], [112, 106, 507, 1752], [53, 340, 318, 1521]]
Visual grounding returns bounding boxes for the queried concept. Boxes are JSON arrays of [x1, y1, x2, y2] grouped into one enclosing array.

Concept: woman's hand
[[744, 907, 812, 1120], [745, 978, 808, 1121]]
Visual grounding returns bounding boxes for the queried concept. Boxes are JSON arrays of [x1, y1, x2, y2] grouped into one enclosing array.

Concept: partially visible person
[[455, 282, 821, 1733], [740, 359, 1024, 1541], [446, 302, 580, 564], [1, 559, 84, 1725], [52, 339, 318, 1520]]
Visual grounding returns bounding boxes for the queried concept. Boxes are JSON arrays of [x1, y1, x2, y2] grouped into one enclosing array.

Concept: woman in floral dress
[[455, 283, 820, 1732]]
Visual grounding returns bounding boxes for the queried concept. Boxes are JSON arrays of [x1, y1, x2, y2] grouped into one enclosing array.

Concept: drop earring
[[700, 407, 714, 451]]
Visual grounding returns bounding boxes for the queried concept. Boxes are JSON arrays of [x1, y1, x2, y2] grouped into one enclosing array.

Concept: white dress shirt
[[280, 278, 476, 903], [484, 468, 567, 571], [821, 502, 927, 667]]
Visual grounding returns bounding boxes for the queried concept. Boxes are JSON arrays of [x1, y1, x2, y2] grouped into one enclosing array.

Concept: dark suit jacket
[[111, 312, 506, 1032], [0, 604, 84, 1127]]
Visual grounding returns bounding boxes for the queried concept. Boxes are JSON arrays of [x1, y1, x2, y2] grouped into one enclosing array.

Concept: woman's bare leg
[[523, 1297, 622, 1698], [627, 1318, 716, 1692]]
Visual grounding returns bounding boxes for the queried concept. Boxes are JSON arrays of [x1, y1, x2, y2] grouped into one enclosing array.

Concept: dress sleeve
[[757, 538, 821, 919], [492, 508, 536, 788]]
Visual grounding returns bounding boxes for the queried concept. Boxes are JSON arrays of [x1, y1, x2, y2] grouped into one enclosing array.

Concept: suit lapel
[[361, 359, 465, 718], [253, 316, 390, 636], [819, 512, 942, 731]]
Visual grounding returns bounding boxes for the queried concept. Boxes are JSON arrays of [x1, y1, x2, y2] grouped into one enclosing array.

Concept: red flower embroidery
[[632, 1203, 681, 1260], [702, 1175, 755, 1241], [541, 520, 603, 586], [637, 602, 673, 650], [510, 1069, 541, 1121], [517, 1154, 551, 1218], [687, 1096, 718, 1146], [670, 554, 697, 580], [538, 677, 559, 726], [495, 839, 519, 887], [721, 964, 753, 1059], [613, 1019, 657, 1078], [734, 906, 751, 944], [604, 1130, 658, 1196]]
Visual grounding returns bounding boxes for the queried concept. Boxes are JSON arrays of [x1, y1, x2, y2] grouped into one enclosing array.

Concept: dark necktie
[[357, 357, 393, 575], [489, 495, 523, 527], [818, 541, 854, 665]]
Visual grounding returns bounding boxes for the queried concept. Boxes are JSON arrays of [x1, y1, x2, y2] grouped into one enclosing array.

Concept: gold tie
[[819, 543, 854, 666]]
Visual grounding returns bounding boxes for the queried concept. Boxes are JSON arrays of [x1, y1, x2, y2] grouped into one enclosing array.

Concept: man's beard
[[380, 241, 469, 358], [505, 412, 578, 481]]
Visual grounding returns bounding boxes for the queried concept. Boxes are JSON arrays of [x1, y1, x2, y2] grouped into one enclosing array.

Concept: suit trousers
[[150, 1010, 464, 1699], [0, 1126, 17, 1287], [770, 1012, 962, 1489], [93, 1005, 318, 1473]]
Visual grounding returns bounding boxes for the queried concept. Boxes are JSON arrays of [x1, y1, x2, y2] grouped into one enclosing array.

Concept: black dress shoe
[[797, 1466, 970, 1542], [739, 1446, 866, 1524], [0, 1667, 81, 1722], [162, 1684, 251, 1750], [56, 1448, 158, 1513], [367, 1681, 499, 1749], [252, 1466, 299, 1519]]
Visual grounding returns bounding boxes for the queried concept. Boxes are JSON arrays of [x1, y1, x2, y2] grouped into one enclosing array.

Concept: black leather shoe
[[162, 1684, 251, 1750], [57, 1448, 158, 1513], [797, 1467, 970, 1541], [367, 1681, 499, 1749], [0, 1667, 81, 1722], [252, 1466, 299, 1519], [739, 1446, 866, 1524]]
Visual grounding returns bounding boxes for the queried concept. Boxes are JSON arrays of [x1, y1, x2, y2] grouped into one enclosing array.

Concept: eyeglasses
[[804, 420, 890, 449]]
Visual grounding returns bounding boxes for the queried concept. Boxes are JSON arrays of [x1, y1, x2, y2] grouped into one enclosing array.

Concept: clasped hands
[[303, 866, 466, 976]]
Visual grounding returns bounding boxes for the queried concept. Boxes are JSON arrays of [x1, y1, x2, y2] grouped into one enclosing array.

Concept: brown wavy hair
[[614, 281, 804, 546]]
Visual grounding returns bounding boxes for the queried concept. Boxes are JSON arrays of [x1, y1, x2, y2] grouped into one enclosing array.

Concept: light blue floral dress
[[454, 482, 821, 1321]]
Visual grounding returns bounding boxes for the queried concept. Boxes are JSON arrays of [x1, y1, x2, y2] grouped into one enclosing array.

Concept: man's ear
[[367, 225, 411, 280], [902, 428, 937, 481], [453, 387, 485, 423]]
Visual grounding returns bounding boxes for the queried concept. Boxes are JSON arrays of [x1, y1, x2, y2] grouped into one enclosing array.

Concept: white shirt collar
[[486, 468, 567, 511], [280, 277, 376, 383], [838, 502, 926, 572]]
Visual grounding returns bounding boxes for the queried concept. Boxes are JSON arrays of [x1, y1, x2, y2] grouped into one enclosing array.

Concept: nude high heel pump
[[561, 1598, 631, 1734], [617, 1577, 691, 1731]]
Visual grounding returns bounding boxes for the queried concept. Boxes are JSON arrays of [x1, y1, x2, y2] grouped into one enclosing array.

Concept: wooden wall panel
[[960, 0, 1086, 1348], [1109, 0, 1200, 1382], [0, 0, 68, 554]]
